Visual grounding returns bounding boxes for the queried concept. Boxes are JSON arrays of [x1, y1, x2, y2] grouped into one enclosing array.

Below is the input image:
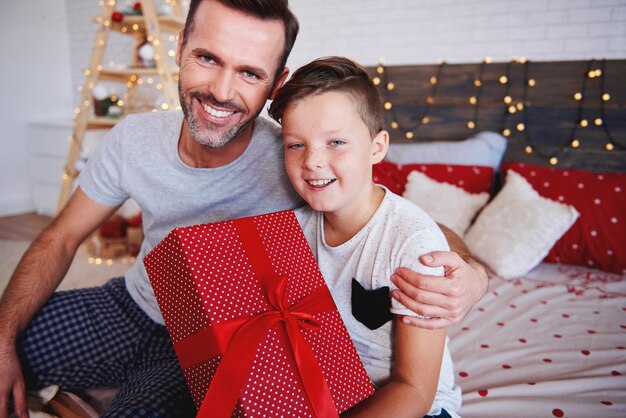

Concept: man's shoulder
[[119, 110, 183, 132], [253, 116, 283, 142]]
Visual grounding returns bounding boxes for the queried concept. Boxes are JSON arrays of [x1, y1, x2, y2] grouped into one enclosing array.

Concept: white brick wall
[[63, 0, 625, 99], [286, 0, 626, 71]]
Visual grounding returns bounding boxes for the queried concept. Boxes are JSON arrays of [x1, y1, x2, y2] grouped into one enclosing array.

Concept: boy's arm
[[390, 223, 488, 329], [341, 320, 446, 417]]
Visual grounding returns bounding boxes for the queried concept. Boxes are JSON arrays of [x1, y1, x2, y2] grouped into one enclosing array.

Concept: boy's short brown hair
[[269, 56, 384, 137]]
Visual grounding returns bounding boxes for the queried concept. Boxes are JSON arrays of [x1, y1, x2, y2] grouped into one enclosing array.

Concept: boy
[[269, 57, 461, 417]]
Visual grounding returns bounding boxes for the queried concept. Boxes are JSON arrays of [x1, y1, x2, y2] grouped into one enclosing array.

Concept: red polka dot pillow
[[372, 160, 495, 196], [501, 163, 626, 274]]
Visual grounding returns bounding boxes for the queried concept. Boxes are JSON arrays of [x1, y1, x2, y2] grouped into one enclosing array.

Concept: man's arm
[[390, 223, 488, 330], [0, 187, 120, 418]]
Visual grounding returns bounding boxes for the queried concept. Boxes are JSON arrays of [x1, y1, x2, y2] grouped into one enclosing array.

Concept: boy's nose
[[304, 148, 325, 169]]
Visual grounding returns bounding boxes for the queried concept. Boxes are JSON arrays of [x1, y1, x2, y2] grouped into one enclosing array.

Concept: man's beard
[[179, 85, 260, 149]]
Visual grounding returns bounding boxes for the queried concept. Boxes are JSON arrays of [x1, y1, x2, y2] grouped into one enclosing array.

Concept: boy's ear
[[270, 67, 290, 100], [175, 29, 183, 67], [371, 130, 389, 164]]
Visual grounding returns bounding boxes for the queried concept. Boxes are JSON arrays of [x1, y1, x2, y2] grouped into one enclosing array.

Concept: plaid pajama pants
[[17, 277, 196, 417]]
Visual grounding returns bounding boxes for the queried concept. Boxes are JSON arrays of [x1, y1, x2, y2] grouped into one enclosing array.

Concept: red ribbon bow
[[173, 216, 339, 418]]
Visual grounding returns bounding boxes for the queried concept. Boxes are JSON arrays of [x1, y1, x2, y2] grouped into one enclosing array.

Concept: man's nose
[[211, 70, 235, 103]]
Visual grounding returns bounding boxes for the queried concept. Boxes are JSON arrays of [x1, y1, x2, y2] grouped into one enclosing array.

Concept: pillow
[[385, 131, 507, 169], [464, 170, 579, 279], [502, 162, 626, 274], [403, 171, 490, 236], [373, 160, 494, 196]]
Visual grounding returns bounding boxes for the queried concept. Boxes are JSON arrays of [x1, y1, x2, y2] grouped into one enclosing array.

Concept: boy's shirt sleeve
[[389, 226, 450, 317]]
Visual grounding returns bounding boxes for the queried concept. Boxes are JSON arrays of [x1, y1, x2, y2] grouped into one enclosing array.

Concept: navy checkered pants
[[17, 277, 196, 417]]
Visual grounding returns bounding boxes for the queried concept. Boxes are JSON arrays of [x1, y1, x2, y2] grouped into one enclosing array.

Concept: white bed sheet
[[448, 262, 626, 418]]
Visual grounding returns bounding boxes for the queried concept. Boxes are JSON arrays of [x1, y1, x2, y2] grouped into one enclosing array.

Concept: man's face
[[176, 0, 288, 148]]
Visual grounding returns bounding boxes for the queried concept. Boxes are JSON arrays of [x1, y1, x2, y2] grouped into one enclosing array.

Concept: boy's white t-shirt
[[295, 187, 462, 417]]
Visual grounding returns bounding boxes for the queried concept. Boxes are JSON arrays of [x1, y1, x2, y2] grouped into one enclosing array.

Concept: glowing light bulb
[[580, 119, 588, 127], [467, 121, 476, 129], [549, 157, 558, 165], [504, 95, 512, 104], [390, 121, 399, 129], [430, 76, 438, 85], [574, 92, 582, 101], [525, 145, 533, 154], [376, 66, 384, 74], [387, 82, 395, 90], [422, 116, 430, 124], [606, 143, 614, 151], [384, 102, 392, 110], [594, 118, 603, 126], [372, 77, 380, 85], [571, 139, 580, 148], [503, 128, 511, 137], [474, 79, 482, 87], [469, 96, 477, 105], [405, 131, 414, 139], [528, 79, 536, 87], [516, 123, 525, 131], [602, 93, 610, 101], [499, 75, 508, 84], [508, 106, 516, 114]]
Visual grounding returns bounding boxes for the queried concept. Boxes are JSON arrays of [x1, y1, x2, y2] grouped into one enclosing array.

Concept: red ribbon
[[173, 216, 339, 418]]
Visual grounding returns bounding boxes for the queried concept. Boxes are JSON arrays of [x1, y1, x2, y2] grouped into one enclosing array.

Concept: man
[[0, 1, 487, 416]]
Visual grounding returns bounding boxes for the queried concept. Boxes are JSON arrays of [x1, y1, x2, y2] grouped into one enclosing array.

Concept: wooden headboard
[[366, 59, 626, 172]]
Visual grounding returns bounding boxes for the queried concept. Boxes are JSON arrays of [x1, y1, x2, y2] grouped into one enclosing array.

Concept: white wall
[[286, 0, 626, 71], [0, 0, 73, 216]]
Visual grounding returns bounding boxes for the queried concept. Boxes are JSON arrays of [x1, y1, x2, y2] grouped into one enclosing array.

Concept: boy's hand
[[390, 251, 488, 330]]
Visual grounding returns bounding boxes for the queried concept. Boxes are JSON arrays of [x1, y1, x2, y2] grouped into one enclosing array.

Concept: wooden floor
[[0, 212, 53, 241]]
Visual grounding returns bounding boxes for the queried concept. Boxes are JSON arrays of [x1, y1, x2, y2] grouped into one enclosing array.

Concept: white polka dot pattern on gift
[[143, 210, 374, 416]]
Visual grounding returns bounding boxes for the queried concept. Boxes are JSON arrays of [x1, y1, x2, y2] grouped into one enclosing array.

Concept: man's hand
[[390, 251, 488, 330], [0, 343, 28, 418]]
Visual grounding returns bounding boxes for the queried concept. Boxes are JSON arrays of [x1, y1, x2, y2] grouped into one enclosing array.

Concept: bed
[[369, 59, 626, 417]]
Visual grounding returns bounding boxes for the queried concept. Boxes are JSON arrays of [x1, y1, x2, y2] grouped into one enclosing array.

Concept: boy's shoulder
[[378, 188, 449, 249]]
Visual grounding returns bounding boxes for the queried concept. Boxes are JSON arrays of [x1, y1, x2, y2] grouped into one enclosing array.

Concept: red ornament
[[133, 2, 142, 10], [111, 11, 123, 22]]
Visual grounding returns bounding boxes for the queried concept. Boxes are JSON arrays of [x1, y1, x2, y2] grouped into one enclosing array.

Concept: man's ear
[[175, 29, 184, 67], [371, 130, 389, 164], [270, 67, 290, 100]]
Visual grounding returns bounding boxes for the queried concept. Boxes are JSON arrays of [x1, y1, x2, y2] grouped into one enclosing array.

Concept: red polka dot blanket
[[448, 263, 626, 417]]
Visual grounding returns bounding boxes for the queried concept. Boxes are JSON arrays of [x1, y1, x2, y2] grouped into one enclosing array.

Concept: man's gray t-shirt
[[79, 111, 302, 324]]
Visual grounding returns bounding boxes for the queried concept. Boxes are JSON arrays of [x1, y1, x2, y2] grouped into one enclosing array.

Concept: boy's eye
[[330, 139, 346, 146]]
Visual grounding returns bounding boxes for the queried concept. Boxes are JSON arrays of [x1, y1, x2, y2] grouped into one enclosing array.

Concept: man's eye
[[243, 71, 258, 80], [200, 55, 215, 63]]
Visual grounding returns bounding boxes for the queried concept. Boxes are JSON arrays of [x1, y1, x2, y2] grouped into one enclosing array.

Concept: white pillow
[[403, 171, 490, 236], [464, 170, 579, 279], [385, 131, 507, 169]]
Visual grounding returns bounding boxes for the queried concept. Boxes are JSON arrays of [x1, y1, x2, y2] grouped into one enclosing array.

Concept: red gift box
[[143, 210, 374, 417]]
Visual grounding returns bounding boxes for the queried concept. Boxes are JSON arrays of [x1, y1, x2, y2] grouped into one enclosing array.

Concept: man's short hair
[[182, 0, 299, 82], [269, 56, 385, 137]]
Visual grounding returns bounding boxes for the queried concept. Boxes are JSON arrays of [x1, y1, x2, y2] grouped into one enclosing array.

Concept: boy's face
[[282, 91, 387, 216]]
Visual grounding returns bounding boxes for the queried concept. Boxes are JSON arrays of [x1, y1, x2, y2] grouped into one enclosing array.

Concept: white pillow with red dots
[[501, 163, 626, 274], [465, 170, 579, 279], [403, 170, 490, 236]]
